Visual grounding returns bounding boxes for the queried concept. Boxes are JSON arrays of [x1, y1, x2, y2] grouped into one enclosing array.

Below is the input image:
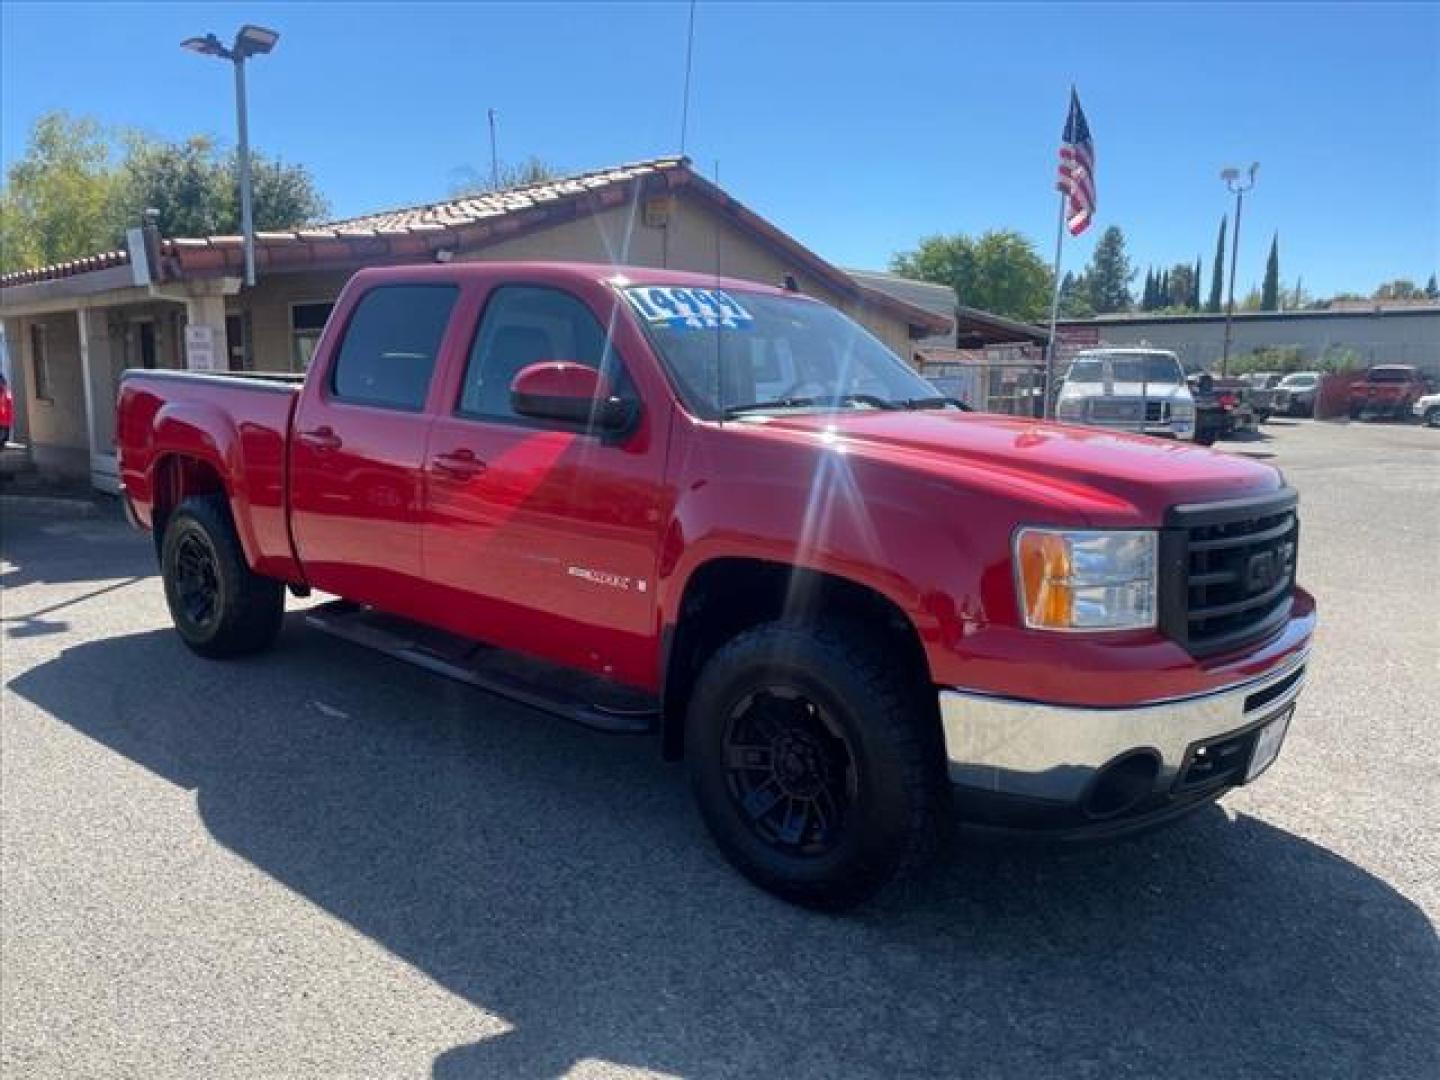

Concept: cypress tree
[[1193, 257, 1202, 308], [1426, 273, 1438, 300], [1160, 269, 1171, 308], [1207, 216, 1227, 312], [1261, 233, 1281, 310], [1142, 268, 1155, 309]]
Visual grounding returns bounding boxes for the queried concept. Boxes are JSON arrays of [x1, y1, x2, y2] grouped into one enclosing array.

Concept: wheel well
[[660, 559, 933, 760], [151, 454, 228, 553]]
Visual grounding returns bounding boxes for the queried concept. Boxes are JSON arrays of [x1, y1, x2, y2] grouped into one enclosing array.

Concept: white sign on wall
[[184, 324, 219, 372]]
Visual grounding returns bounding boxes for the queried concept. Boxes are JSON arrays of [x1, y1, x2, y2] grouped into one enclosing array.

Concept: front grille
[[1159, 490, 1299, 656], [1144, 400, 1170, 423], [1089, 399, 1141, 421]]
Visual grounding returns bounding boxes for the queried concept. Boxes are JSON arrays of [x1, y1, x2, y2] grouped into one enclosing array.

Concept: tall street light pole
[[181, 25, 280, 288], [1219, 162, 1258, 376]]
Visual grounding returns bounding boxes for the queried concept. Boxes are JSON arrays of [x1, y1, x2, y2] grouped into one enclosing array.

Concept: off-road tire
[[161, 494, 284, 658], [685, 618, 951, 910]]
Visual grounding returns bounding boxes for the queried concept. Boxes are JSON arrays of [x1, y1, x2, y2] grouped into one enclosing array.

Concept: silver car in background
[[1273, 371, 1323, 417], [1054, 348, 1196, 439]]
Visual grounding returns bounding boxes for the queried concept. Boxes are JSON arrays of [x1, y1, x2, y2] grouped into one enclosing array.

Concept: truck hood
[[1058, 381, 1191, 401], [738, 410, 1281, 523]]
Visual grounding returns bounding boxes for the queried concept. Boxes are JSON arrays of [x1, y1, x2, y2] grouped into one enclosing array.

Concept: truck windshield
[[1067, 353, 1182, 384], [1279, 374, 1317, 388], [623, 285, 943, 417], [1365, 367, 1411, 382]]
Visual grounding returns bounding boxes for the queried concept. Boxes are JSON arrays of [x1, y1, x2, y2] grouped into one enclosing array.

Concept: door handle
[[432, 448, 486, 478], [298, 426, 342, 451]]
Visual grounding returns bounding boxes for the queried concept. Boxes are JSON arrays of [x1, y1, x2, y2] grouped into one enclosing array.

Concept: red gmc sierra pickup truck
[[117, 262, 1315, 908]]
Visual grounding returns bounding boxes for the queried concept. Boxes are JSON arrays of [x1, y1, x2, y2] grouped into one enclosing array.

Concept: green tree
[[1140, 267, 1155, 310], [451, 156, 563, 195], [891, 228, 1052, 321], [1206, 216, 1227, 312], [1168, 262, 1197, 312], [1159, 268, 1171, 308], [1192, 257, 1202, 308], [111, 133, 326, 238], [0, 111, 117, 273], [1081, 225, 1134, 313], [1426, 273, 1438, 300], [1057, 270, 1094, 318], [1261, 233, 1280, 310], [2, 112, 327, 274]]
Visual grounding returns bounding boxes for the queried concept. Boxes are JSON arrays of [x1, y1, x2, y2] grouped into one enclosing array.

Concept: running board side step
[[305, 601, 658, 734]]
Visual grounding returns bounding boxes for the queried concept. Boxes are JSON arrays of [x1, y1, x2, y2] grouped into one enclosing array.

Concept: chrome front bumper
[[939, 651, 1308, 806]]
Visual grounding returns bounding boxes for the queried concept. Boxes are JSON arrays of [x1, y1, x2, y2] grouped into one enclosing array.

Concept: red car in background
[[0, 372, 15, 445], [1347, 365, 1430, 420]]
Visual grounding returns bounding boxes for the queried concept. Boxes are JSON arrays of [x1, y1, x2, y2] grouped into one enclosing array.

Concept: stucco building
[[1, 157, 947, 489]]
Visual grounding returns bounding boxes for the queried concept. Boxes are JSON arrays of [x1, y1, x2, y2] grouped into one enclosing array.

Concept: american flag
[[1057, 89, 1096, 236]]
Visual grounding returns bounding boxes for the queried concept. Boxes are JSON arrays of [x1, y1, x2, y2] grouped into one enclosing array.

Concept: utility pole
[[1219, 162, 1258, 375], [488, 108, 499, 190]]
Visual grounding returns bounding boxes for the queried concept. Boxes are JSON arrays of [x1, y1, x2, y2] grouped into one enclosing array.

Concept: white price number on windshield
[[625, 286, 753, 330]]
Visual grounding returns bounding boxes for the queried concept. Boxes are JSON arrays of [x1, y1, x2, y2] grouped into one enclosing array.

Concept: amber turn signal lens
[[1016, 530, 1074, 628]]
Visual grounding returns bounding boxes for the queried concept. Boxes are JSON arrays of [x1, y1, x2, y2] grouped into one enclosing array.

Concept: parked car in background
[[1413, 391, 1440, 428], [1188, 374, 1257, 446], [115, 262, 1314, 908], [0, 372, 13, 445], [1054, 348, 1196, 439], [1347, 365, 1430, 420], [1272, 372, 1322, 417], [1239, 372, 1283, 421]]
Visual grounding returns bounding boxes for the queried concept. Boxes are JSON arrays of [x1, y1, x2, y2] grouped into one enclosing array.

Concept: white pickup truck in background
[[1055, 348, 1196, 440]]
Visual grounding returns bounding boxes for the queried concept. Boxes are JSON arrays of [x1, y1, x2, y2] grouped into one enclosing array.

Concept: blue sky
[[3, 2, 1436, 297]]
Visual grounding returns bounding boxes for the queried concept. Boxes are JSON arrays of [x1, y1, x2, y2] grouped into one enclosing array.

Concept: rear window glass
[[1366, 367, 1411, 382], [330, 285, 457, 409]]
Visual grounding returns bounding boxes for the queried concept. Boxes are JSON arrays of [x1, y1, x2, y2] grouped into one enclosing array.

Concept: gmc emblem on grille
[[1246, 540, 1295, 594]]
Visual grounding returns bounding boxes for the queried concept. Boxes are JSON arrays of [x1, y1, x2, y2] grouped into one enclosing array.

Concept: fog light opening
[[1082, 750, 1161, 820]]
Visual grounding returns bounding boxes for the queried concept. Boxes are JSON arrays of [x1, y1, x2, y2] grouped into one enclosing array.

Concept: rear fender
[[150, 400, 263, 569]]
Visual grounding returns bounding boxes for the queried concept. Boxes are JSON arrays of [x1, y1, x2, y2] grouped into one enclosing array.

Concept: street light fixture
[[181, 24, 280, 288], [1219, 161, 1259, 376]]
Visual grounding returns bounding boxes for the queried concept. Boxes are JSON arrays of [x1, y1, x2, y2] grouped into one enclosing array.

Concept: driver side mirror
[[510, 361, 638, 433]]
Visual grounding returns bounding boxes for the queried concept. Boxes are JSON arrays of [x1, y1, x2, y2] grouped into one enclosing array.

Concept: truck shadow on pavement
[[10, 619, 1438, 1080]]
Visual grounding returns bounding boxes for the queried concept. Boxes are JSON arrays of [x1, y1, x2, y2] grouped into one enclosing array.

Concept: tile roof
[[0, 155, 948, 335], [0, 248, 131, 287], [305, 158, 686, 238]]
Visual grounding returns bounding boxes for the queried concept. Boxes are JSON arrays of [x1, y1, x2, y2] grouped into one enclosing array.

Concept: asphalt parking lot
[[2, 419, 1437, 1079]]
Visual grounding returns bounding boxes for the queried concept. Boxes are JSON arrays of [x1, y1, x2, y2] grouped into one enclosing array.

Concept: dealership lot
[[2, 419, 1436, 1080]]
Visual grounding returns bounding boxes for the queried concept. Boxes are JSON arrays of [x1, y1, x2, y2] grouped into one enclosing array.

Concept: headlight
[[1014, 528, 1157, 631]]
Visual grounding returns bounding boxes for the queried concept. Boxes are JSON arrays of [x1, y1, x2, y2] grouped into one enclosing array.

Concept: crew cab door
[[290, 282, 460, 615], [422, 283, 666, 688]]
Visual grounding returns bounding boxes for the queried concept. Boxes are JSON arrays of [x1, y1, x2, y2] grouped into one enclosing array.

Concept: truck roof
[[1073, 347, 1180, 358], [347, 260, 809, 300]]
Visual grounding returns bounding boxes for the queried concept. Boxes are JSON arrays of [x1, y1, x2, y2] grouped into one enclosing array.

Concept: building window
[[291, 302, 335, 370], [30, 322, 52, 401]]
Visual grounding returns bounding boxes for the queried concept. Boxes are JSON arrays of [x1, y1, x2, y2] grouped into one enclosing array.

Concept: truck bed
[[116, 368, 304, 580]]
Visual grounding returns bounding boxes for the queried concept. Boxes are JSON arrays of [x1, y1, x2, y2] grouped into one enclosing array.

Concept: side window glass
[[329, 285, 457, 410], [459, 286, 629, 421]]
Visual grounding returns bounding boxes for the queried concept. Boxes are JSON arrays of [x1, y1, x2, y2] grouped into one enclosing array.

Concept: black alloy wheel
[[172, 530, 222, 630], [722, 686, 857, 856], [160, 494, 284, 658]]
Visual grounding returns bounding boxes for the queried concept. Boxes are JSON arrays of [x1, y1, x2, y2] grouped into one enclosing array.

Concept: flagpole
[[1043, 190, 1067, 420]]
